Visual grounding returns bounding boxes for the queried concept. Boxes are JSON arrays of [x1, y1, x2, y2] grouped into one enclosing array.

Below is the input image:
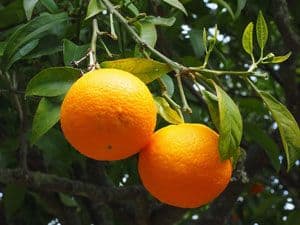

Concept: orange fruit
[[61, 68, 157, 161], [138, 123, 232, 208]]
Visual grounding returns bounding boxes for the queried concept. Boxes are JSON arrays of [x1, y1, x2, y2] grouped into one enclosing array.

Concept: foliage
[[0, 0, 299, 224]]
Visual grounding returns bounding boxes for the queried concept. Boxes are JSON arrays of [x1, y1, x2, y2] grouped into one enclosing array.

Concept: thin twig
[[101, 0, 184, 71], [176, 74, 192, 113]]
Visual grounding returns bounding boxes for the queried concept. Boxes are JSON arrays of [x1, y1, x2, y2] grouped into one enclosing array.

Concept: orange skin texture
[[138, 123, 232, 208], [61, 68, 157, 161]]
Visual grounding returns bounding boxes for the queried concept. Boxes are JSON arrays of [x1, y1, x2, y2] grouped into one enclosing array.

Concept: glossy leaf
[[202, 90, 220, 130], [86, 0, 105, 20], [136, 21, 157, 48], [101, 58, 172, 83], [242, 22, 254, 56], [123, 0, 139, 16], [40, 0, 59, 13], [23, 0, 39, 20], [190, 29, 206, 58], [235, 0, 247, 18], [25, 35, 62, 58], [144, 16, 176, 27], [1, 12, 68, 71], [268, 52, 291, 64], [256, 11, 268, 51], [26, 67, 80, 97], [163, 0, 187, 15], [214, 82, 243, 160], [258, 91, 300, 170], [63, 39, 89, 66], [161, 74, 175, 97], [154, 96, 183, 124], [30, 97, 61, 144]]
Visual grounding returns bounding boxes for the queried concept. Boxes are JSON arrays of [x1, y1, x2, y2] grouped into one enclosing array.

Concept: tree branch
[[0, 168, 145, 204], [272, 0, 300, 52]]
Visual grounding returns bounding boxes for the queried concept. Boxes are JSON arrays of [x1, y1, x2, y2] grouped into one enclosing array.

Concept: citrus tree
[[0, 0, 299, 224]]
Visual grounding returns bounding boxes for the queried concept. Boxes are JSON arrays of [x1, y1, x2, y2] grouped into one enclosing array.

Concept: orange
[[60, 68, 157, 161], [138, 123, 232, 208]]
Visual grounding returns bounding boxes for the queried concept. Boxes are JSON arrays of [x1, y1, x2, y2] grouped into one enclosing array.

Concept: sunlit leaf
[[242, 22, 254, 56], [256, 11, 268, 52], [101, 58, 172, 83], [154, 96, 183, 124]]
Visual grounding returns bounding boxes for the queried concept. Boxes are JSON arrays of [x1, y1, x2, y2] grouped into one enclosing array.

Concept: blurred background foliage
[[0, 0, 299, 225]]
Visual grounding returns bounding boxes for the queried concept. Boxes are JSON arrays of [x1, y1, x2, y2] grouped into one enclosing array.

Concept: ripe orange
[[138, 123, 232, 208], [60, 68, 157, 161]]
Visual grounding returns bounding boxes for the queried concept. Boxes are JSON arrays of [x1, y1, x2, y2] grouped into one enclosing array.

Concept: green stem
[[191, 67, 253, 76], [101, 0, 184, 71], [176, 75, 192, 113]]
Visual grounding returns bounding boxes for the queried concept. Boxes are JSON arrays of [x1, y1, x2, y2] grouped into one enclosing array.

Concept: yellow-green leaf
[[154, 96, 183, 124], [270, 52, 292, 64], [242, 22, 254, 56], [256, 11, 268, 51], [101, 58, 172, 83]]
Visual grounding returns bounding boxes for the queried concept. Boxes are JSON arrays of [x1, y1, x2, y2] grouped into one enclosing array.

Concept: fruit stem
[[176, 74, 192, 114], [89, 18, 101, 71]]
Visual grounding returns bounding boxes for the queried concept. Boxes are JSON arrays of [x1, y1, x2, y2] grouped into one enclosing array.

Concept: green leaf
[[63, 39, 89, 66], [0, 42, 7, 56], [59, 193, 79, 208], [202, 90, 220, 130], [144, 16, 176, 27], [235, 0, 247, 18], [163, 0, 187, 15], [9, 39, 39, 64], [23, 0, 39, 20], [40, 0, 59, 13], [212, 0, 235, 19], [26, 67, 80, 97], [203, 28, 207, 52], [257, 91, 300, 170], [266, 52, 292, 64], [25, 35, 62, 59], [244, 123, 281, 172], [136, 21, 157, 48], [213, 82, 243, 160], [1, 12, 68, 71], [154, 96, 183, 124], [161, 74, 174, 97], [0, 0, 26, 29], [30, 97, 61, 144], [101, 58, 172, 84], [4, 184, 26, 218], [256, 11, 268, 52], [190, 29, 206, 58], [123, 0, 139, 16], [85, 0, 105, 20], [242, 22, 254, 56]]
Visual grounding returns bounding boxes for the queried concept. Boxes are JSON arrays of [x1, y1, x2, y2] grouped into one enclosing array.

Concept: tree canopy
[[0, 0, 299, 225]]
